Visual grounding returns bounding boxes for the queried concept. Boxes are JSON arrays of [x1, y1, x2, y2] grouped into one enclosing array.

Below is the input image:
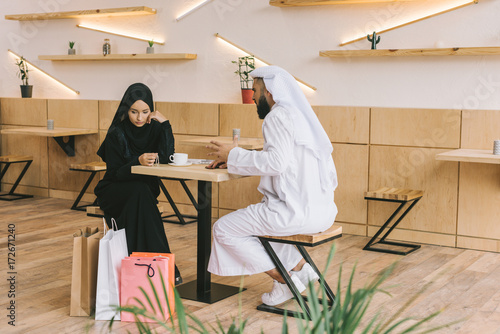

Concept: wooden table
[[435, 149, 500, 164], [132, 163, 246, 303], [1, 127, 98, 157], [177, 136, 264, 150]]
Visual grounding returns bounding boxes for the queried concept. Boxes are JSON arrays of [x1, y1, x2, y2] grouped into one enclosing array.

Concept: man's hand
[[205, 140, 236, 169], [147, 110, 168, 124]]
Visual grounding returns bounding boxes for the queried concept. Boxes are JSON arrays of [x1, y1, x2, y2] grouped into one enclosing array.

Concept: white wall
[[1, 0, 500, 110]]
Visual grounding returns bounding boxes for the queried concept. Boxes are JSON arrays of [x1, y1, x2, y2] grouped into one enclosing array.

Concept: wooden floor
[[1, 197, 500, 333]]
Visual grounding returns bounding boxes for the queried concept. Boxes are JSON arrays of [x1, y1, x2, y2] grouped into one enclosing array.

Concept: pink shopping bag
[[120, 256, 174, 322], [131, 252, 175, 295]]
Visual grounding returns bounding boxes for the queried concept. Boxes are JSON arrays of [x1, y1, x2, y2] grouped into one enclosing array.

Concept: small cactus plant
[[367, 31, 380, 50]]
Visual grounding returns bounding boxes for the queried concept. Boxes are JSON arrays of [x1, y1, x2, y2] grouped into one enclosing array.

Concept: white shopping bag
[[95, 218, 128, 321]]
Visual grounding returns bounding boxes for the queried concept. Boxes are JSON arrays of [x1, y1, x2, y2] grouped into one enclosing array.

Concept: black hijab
[[97, 83, 161, 161]]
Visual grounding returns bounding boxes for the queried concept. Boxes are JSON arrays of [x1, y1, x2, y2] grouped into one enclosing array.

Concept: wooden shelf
[[38, 53, 197, 61], [270, 0, 418, 6], [320, 47, 500, 58], [5, 6, 156, 21], [435, 149, 500, 165]]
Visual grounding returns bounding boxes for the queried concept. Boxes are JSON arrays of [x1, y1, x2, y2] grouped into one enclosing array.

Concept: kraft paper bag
[[70, 226, 101, 317], [95, 218, 128, 321], [120, 256, 174, 322]]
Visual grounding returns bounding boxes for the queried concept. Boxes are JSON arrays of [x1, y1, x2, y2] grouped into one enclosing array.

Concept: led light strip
[[76, 24, 165, 44], [176, 0, 213, 21], [215, 33, 317, 91], [339, 0, 478, 47], [8, 49, 80, 95]]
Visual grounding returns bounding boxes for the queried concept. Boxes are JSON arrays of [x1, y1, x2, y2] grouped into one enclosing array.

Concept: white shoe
[[261, 275, 306, 306], [291, 263, 320, 286]]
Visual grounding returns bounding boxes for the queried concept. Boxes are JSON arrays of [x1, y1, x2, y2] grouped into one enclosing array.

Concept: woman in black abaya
[[95, 83, 182, 284]]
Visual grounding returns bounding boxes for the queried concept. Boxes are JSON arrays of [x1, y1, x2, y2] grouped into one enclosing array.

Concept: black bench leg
[[71, 171, 97, 211], [0, 161, 33, 201], [364, 198, 422, 255], [159, 179, 197, 225], [296, 245, 335, 305], [257, 238, 312, 320]]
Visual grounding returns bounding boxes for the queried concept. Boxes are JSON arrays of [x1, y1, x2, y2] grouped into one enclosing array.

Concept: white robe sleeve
[[227, 109, 294, 176]]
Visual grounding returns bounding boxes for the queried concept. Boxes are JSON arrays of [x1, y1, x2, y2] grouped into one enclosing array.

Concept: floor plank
[[1, 197, 500, 333]]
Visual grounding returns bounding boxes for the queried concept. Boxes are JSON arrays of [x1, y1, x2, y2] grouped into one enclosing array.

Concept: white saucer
[[168, 162, 192, 167]]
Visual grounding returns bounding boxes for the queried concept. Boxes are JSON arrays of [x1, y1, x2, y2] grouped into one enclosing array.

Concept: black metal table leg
[[176, 180, 242, 303]]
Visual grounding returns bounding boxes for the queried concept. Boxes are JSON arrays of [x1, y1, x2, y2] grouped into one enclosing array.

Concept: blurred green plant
[[107, 245, 460, 333], [148, 40, 154, 48], [69, 41, 75, 49], [291, 245, 461, 333], [15, 56, 29, 86]]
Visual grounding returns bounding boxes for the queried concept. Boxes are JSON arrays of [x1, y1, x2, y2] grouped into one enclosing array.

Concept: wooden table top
[[435, 149, 500, 165], [177, 136, 264, 150], [1, 127, 98, 137], [132, 163, 246, 183]]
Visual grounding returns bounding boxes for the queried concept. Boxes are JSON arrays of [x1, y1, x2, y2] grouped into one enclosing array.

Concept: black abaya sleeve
[[157, 121, 175, 164], [104, 130, 142, 181]]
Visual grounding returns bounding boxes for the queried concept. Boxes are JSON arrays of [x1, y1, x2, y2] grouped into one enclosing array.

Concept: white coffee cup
[[169, 153, 188, 165]]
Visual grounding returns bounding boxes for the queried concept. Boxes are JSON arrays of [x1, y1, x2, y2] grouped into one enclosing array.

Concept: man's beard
[[256, 95, 271, 119]]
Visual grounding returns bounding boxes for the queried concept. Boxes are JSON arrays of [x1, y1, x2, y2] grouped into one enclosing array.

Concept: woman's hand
[[147, 110, 168, 124], [139, 153, 158, 166]]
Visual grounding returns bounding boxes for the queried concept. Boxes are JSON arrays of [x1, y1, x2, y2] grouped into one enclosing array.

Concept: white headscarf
[[250, 65, 335, 191]]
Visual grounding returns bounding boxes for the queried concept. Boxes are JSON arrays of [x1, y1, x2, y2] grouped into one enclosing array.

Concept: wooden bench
[[0, 155, 34, 201], [364, 187, 424, 255], [86, 204, 165, 218], [257, 225, 343, 320], [69, 162, 106, 211]]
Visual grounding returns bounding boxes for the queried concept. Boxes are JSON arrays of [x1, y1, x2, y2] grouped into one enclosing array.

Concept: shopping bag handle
[[102, 217, 119, 233]]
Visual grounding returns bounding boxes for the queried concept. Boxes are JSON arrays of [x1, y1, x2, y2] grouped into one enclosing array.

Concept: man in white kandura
[[206, 65, 338, 306]]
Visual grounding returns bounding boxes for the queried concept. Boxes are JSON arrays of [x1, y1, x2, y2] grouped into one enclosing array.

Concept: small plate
[[168, 162, 193, 167]]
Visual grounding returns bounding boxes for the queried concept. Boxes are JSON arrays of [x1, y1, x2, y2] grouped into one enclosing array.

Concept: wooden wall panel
[[368, 146, 459, 235], [175, 134, 214, 160], [314, 106, 370, 144], [332, 143, 368, 225], [457, 163, 500, 239], [158, 201, 219, 219], [457, 236, 500, 253], [47, 134, 100, 192], [158, 179, 218, 207], [461, 110, 500, 150], [219, 104, 263, 138], [371, 108, 461, 148], [0, 98, 46, 126], [1, 125, 48, 188], [48, 100, 98, 129], [156, 102, 218, 135], [218, 176, 262, 210], [335, 222, 366, 236], [99, 100, 120, 130]]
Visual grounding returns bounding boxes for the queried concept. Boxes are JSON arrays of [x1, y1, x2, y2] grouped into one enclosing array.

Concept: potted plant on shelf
[[147, 40, 154, 54], [233, 55, 255, 104], [16, 56, 32, 98], [68, 41, 76, 55]]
